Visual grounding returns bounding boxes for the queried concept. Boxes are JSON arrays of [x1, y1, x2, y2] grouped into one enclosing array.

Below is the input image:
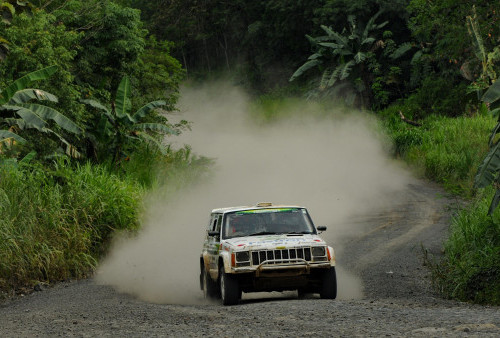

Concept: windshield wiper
[[285, 231, 312, 235], [249, 231, 277, 236]]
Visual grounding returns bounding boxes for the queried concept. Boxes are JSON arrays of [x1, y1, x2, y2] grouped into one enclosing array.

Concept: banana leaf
[[8, 88, 58, 104], [136, 132, 167, 155], [475, 140, 500, 188], [115, 76, 131, 118], [22, 103, 82, 134], [488, 186, 500, 216], [13, 107, 46, 130], [81, 99, 114, 121], [289, 59, 321, 82], [19, 151, 36, 165], [482, 80, 500, 105], [133, 100, 166, 121], [0, 65, 57, 104], [0, 129, 25, 143], [134, 123, 179, 135]]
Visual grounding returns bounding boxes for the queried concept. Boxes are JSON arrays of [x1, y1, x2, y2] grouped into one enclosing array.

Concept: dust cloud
[[96, 81, 411, 304]]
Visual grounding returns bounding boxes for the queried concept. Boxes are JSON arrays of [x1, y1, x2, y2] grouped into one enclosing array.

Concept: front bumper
[[231, 258, 332, 277]]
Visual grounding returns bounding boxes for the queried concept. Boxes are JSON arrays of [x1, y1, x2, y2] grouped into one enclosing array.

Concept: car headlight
[[235, 251, 250, 262], [312, 246, 326, 257]]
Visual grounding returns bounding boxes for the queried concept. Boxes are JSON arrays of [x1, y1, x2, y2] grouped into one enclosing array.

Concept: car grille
[[251, 247, 312, 265]]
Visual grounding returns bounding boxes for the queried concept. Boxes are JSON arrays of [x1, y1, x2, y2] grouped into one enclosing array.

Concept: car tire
[[203, 268, 218, 299], [320, 267, 337, 299], [219, 267, 239, 305]]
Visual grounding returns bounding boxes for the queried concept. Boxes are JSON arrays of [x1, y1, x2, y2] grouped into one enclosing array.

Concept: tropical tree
[[290, 10, 390, 106], [475, 80, 500, 214], [0, 66, 82, 158], [82, 76, 182, 164], [0, 0, 35, 61]]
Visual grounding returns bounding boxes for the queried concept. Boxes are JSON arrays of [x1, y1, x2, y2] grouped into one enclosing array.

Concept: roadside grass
[[429, 188, 500, 305], [380, 105, 499, 305], [381, 106, 493, 196], [0, 146, 212, 296], [0, 161, 143, 294]]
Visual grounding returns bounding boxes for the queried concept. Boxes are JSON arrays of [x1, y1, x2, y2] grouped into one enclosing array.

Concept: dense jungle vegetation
[[0, 0, 499, 304]]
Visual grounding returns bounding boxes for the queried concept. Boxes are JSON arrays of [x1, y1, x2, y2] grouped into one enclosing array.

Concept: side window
[[211, 215, 218, 231], [215, 215, 223, 232], [207, 214, 215, 231]]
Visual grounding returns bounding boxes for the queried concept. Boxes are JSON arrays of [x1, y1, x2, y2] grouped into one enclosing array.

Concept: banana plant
[[290, 10, 388, 106], [0, 65, 82, 157], [82, 76, 180, 163], [475, 80, 500, 214]]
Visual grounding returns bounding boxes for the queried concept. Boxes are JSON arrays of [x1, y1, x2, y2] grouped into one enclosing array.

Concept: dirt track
[[1, 180, 499, 337]]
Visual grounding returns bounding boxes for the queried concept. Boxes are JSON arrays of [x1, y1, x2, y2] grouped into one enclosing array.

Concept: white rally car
[[200, 203, 337, 305]]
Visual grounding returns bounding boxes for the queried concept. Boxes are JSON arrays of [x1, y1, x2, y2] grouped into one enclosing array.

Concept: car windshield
[[222, 208, 316, 239]]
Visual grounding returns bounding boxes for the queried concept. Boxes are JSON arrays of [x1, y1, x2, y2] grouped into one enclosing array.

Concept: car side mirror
[[208, 230, 219, 237], [316, 226, 327, 232]]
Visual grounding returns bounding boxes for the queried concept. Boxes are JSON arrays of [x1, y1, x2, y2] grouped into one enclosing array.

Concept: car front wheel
[[203, 268, 219, 299], [219, 267, 240, 305], [320, 266, 337, 299]]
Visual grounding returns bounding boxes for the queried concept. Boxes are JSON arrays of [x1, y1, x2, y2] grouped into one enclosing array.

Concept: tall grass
[[430, 188, 500, 305], [381, 105, 499, 304], [0, 146, 212, 295], [381, 107, 493, 196], [0, 162, 143, 293]]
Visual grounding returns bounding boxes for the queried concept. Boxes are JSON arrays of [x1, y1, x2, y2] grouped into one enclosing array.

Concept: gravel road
[[1, 180, 499, 337]]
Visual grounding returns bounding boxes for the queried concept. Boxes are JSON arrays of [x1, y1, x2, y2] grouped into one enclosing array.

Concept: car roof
[[211, 203, 305, 214]]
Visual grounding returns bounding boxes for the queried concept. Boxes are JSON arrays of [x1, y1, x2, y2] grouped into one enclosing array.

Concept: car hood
[[222, 234, 326, 251]]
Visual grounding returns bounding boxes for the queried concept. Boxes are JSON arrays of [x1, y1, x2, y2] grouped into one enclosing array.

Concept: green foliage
[[291, 10, 414, 108], [0, 10, 84, 125], [474, 81, 500, 214], [465, 6, 500, 94], [383, 106, 499, 304], [0, 66, 82, 158], [0, 161, 143, 290], [0, 0, 34, 60], [382, 109, 492, 195], [0, 143, 212, 293], [130, 36, 185, 110], [49, 0, 146, 93], [407, 1, 500, 109], [82, 76, 184, 163], [404, 76, 471, 118], [429, 191, 500, 305]]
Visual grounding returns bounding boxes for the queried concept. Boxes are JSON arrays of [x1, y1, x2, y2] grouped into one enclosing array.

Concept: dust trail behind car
[[96, 81, 411, 304]]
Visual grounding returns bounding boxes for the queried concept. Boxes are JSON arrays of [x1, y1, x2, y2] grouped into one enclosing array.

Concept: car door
[[207, 213, 222, 277]]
